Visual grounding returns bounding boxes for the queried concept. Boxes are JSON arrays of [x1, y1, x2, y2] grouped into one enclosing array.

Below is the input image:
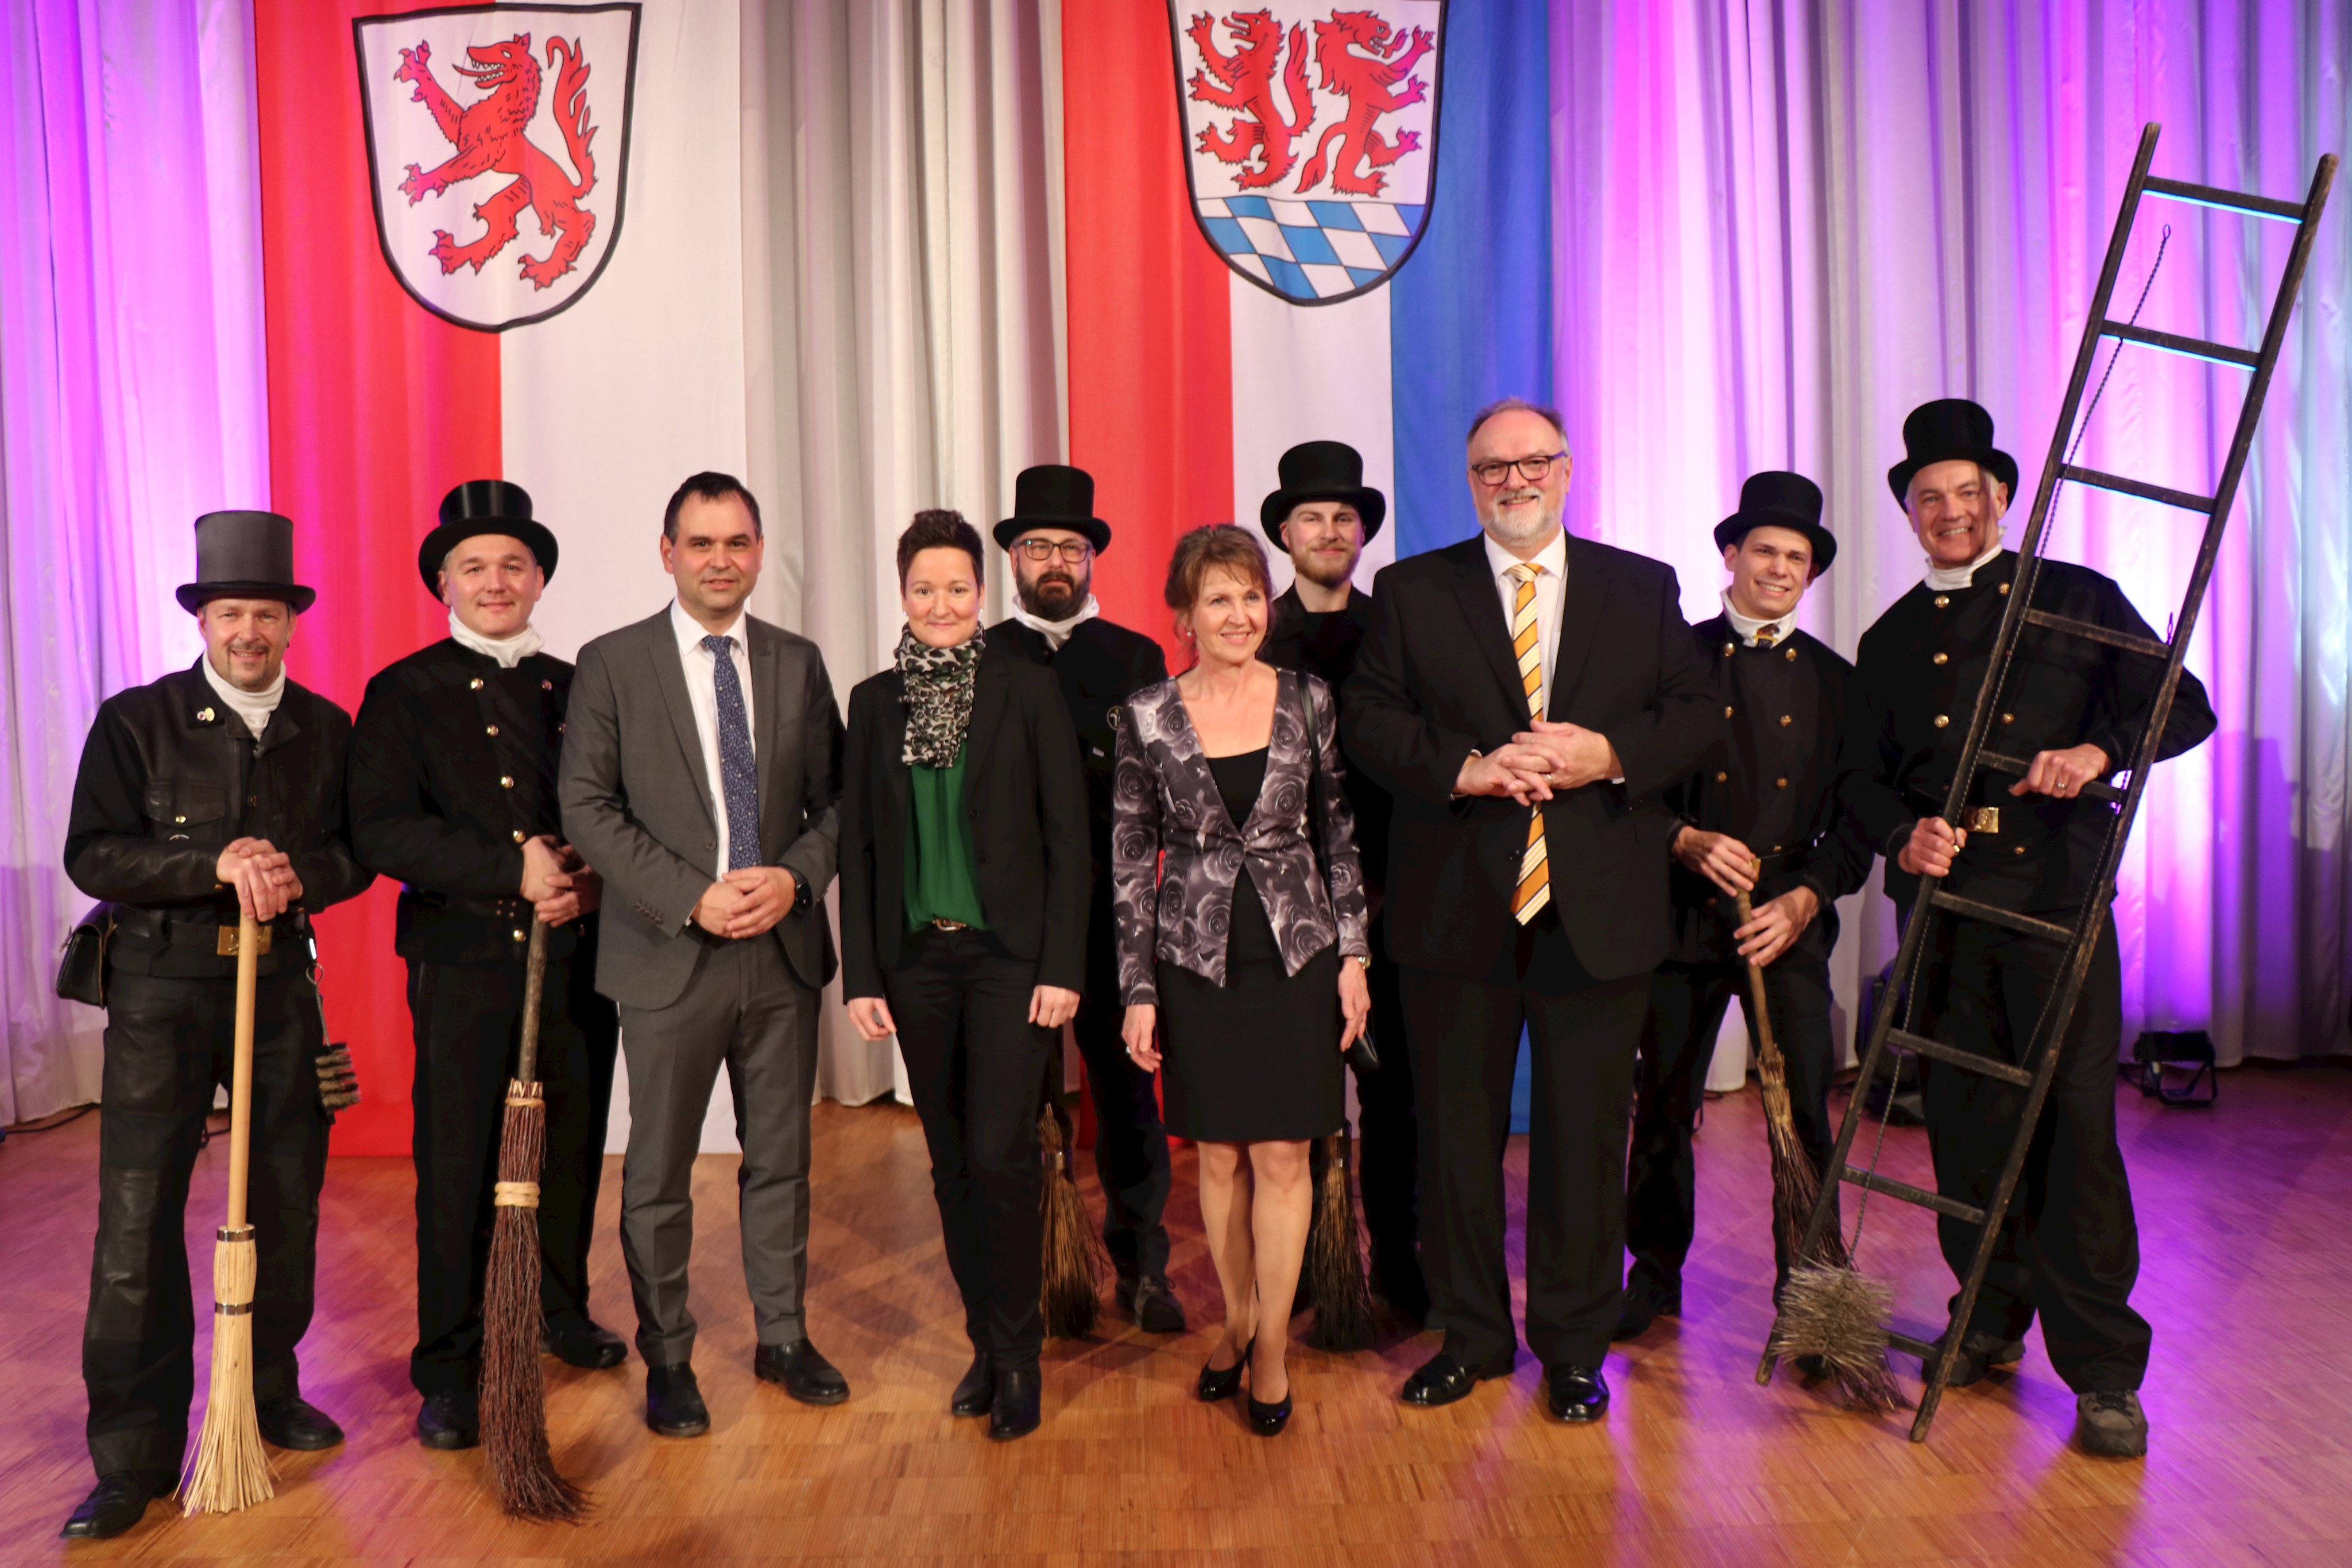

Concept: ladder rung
[[1839, 1166, 1987, 1226], [1888, 1028, 2036, 1087], [2143, 175, 2305, 221], [1927, 891, 2077, 945], [1977, 750, 2125, 803], [2059, 463, 2214, 513], [2098, 319, 2261, 368], [2021, 607, 2171, 659], [1887, 1330, 1938, 1361]]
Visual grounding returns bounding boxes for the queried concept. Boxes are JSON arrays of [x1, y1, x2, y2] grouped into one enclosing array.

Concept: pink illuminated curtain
[[1550, 0, 2350, 1063]]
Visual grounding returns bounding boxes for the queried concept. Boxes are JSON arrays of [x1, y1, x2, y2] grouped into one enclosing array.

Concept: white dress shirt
[[670, 598, 756, 876], [1483, 528, 1570, 713]]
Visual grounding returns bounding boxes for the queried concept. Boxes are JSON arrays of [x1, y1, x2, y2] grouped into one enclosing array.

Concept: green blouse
[[904, 748, 988, 931]]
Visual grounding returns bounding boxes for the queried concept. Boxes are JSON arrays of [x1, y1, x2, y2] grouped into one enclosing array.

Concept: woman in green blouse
[[838, 510, 1090, 1441]]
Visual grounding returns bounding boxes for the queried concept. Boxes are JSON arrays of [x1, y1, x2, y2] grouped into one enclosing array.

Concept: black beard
[[1020, 574, 1082, 618]]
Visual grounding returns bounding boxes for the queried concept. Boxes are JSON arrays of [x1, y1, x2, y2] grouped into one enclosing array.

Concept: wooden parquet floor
[[5, 1065, 2351, 1566]]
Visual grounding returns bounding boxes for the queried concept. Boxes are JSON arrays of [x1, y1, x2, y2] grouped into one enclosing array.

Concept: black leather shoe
[[1612, 1273, 1682, 1340], [950, 1354, 993, 1418], [1545, 1364, 1610, 1423], [257, 1392, 346, 1451], [754, 1338, 850, 1406], [416, 1389, 481, 1450], [541, 1314, 629, 1370], [1399, 1348, 1515, 1408], [1119, 1275, 1188, 1334], [645, 1362, 711, 1437], [1245, 1389, 1293, 1436], [1197, 1335, 1254, 1404], [988, 1368, 1042, 1440], [59, 1470, 172, 1540]]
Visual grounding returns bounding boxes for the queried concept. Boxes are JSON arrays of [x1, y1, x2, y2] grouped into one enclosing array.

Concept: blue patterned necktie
[[701, 633, 759, 870]]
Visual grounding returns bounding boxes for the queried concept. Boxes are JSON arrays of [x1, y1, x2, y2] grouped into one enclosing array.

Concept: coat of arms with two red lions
[[355, 4, 641, 332]]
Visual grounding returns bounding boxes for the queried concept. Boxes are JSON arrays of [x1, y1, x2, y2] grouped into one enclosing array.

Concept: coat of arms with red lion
[[1170, 1, 1445, 305], [356, 5, 642, 332]]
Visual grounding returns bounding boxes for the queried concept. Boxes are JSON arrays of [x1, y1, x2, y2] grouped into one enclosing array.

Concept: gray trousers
[[617, 935, 819, 1367]]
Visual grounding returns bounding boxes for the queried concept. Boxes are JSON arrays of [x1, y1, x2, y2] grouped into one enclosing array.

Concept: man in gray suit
[[559, 471, 848, 1437]]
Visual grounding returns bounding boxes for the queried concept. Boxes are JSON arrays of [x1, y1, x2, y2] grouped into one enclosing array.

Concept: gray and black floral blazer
[[1111, 669, 1370, 1006]]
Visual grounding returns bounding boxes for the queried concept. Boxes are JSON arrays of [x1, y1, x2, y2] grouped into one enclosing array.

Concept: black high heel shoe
[[1197, 1335, 1254, 1403], [1245, 1387, 1293, 1436]]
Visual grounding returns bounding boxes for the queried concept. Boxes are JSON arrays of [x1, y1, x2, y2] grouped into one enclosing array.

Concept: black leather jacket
[[64, 661, 374, 978]]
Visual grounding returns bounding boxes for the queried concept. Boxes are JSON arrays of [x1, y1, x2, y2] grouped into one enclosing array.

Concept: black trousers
[[1916, 915, 2147, 1392], [407, 954, 620, 1397], [1402, 921, 1650, 1372], [1354, 913, 1423, 1299], [83, 966, 329, 1477], [1626, 953, 1838, 1288], [1070, 883, 1171, 1280], [888, 928, 1057, 1371]]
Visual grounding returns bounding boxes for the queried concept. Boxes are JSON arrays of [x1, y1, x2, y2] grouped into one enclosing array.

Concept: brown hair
[[1465, 395, 1567, 448], [1163, 523, 1272, 615], [896, 509, 985, 586]]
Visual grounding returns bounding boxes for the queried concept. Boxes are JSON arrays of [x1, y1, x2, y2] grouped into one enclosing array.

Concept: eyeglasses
[[1013, 538, 1092, 564], [1470, 452, 1568, 487]]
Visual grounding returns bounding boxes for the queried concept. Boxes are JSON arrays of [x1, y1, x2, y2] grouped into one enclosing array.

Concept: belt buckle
[[930, 918, 969, 932], [216, 923, 274, 957], [1964, 806, 2001, 835]]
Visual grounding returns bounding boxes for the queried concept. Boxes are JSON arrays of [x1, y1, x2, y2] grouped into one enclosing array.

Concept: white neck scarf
[[1925, 537, 2006, 591], [448, 610, 544, 668], [201, 655, 286, 737], [1011, 594, 1100, 652], [1719, 590, 1794, 648]]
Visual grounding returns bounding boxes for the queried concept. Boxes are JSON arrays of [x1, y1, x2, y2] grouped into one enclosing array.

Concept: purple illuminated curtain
[[0, 0, 268, 1122], [1549, 0, 2349, 1063]]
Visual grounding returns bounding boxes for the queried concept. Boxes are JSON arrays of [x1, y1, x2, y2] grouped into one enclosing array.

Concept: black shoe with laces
[[645, 1361, 711, 1437], [541, 1314, 628, 1370], [2076, 1390, 2148, 1458], [416, 1388, 481, 1450], [59, 1470, 173, 1540], [1119, 1275, 1188, 1334], [257, 1392, 345, 1450]]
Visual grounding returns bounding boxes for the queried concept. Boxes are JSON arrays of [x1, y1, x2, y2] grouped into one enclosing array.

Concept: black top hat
[[1886, 397, 2020, 506], [417, 479, 560, 593], [175, 510, 316, 614], [994, 464, 1112, 555], [1713, 470, 1836, 573], [1259, 440, 1387, 545]]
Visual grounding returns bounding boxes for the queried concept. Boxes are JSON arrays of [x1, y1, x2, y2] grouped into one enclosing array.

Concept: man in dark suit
[[559, 472, 847, 1438], [1259, 440, 1425, 1322], [1344, 398, 1714, 1422], [1618, 473, 1872, 1339], [987, 464, 1185, 1335], [349, 481, 626, 1451], [1847, 400, 2215, 1459]]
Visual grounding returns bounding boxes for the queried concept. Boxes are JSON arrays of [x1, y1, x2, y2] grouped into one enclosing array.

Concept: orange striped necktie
[[1507, 563, 1550, 923]]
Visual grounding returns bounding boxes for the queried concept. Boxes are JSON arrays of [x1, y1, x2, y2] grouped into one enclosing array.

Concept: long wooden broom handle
[[516, 917, 548, 1085], [1731, 892, 1784, 1070], [225, 911, 261, 1231]]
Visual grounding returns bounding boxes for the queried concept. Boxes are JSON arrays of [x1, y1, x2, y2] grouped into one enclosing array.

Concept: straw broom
[[1302, 1129, 1375, 1352], [479, 919, 585, 1521], [1734, 891, 1905, 1413], [1039, 1088, 1108, 1339], [181, 912, 274, 1515]]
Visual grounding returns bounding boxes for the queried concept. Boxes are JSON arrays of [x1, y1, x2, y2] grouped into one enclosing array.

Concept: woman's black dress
[[1157, 748, 1344, 1144]]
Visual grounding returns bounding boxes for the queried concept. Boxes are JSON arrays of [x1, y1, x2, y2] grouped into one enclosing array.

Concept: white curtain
[[744, 0, 1067, 1104], [0, 0, 269, 1123]]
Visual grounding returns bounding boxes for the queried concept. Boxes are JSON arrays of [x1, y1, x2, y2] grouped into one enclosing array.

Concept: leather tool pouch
[[55, 903, 119, 1007]]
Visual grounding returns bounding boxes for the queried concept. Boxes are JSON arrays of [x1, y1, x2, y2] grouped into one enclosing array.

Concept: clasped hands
[[689, 865, 800, 940], [1454, 719, 1622, 804], [215, 837, 303, 922], [1897, 743, 2110, 880], [847, 985, 1081, 1043], [520, 835, 603, 927], [1672, 827, 1817, 967]]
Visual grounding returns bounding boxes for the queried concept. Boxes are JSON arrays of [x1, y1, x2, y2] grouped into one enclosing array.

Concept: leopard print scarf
[[896, 624, 985, 768]]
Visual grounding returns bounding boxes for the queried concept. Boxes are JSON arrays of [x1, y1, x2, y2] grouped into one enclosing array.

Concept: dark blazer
[[64, 661, 374, 978], [1658, 616, 1873, 966], [349, 639, 591, 965], [1262, 586, 1390, 891], [1847, 551, 2216, 913], [988, 615, 1169, 868], [840, 640, 1091, 1000], [1111, 669, 1370, 1006], [559, 607, 843, 1008], [1342, 533, 1716, 982]]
